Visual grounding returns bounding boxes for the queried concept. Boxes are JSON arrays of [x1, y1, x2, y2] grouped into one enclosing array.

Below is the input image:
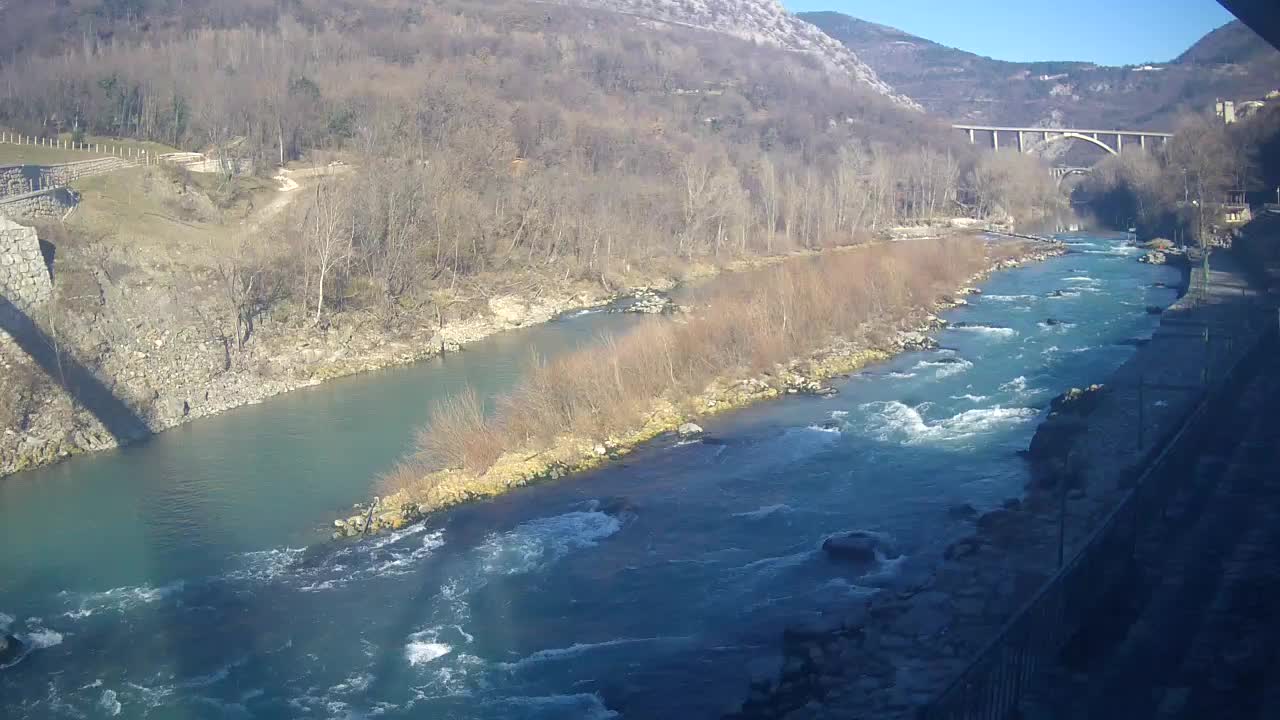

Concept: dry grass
[[392, 237, 994, 488]]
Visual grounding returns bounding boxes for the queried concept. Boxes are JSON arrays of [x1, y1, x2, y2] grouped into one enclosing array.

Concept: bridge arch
[[1041, 132, 1118, 156], [1054, 167, 1093, 189]]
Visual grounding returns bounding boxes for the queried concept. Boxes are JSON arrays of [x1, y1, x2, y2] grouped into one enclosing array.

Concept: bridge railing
[[918, 311, 1278, 720]]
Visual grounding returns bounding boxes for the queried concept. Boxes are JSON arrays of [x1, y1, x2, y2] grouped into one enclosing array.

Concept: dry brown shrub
[[395, 237, 992, 486], [415, 387, 504, 473]]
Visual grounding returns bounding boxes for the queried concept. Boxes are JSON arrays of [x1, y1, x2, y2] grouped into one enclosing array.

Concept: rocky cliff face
[[548, 0, 921, 110]]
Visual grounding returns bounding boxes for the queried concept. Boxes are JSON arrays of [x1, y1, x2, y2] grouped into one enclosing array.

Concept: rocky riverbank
[[0, 282, 623, 477], [338, 239, 1067, 538]]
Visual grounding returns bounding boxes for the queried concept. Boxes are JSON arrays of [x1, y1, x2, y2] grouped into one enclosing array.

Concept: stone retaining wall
[[0, 158, 137, 199], [0, 165, 53, 197], [0, 187, 78, 221], [0, 215, 52, 317]]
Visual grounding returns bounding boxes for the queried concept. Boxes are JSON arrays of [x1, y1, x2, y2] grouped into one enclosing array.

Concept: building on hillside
[[1216, 99, 1238, 124]]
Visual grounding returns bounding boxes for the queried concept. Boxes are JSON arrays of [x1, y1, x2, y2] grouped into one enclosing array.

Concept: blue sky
[[784, 0, 1237, 66]]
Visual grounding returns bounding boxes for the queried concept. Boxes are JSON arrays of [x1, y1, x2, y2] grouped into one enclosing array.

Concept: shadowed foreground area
[[0, 294, 147, 445]]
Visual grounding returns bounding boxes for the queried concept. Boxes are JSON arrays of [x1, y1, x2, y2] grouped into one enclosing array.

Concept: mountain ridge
[[802, 11, 1280, 130]]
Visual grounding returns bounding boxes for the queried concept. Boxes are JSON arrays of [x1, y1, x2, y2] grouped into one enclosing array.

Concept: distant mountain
[[1176, 18, 1277, 65], [546, 0, 922, 110], [801, 12, 1280, 130]]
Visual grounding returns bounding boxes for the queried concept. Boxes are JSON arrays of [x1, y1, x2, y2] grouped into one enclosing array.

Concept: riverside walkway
[[728, 246, 1277, 720], [916, 249, 1277, 720], [1021, 369, 1280, 719], [1011, 237, 1280, 719]]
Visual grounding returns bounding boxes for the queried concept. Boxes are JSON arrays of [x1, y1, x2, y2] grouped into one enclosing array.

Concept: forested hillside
[[0, 0, 1057, 296]]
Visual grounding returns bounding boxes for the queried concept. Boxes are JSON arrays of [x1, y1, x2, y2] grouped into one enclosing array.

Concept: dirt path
[[243, 162, 351, 231]]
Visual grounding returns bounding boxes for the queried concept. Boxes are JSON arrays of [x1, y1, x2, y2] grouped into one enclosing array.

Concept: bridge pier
[[967, 128, 975, 144], [1017, 131, 1024, 153], [992, 130, 999, 151]]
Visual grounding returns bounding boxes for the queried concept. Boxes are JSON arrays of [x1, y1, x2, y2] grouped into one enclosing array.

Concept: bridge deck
[[953, 124, 1174, 138]]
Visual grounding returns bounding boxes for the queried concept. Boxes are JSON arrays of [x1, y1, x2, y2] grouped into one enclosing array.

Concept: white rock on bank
[[677, 423, 704, 437]]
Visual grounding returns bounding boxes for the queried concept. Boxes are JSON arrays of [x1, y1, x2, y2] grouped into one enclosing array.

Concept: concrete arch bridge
[[954, 124, 1173, 156]]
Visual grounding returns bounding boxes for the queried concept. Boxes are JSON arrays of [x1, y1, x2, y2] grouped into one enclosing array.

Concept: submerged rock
[[618, 289, 674, 315], [1146, 305, 1164, 315], [746, 655, 785, 689], [597, 496, 639, 517], [783, 614, 846, 643], [944, 536, 982, 561]]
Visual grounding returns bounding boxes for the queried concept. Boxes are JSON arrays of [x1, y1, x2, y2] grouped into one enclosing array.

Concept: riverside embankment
[[0, 232, 1182, 720], [0, 240, 867, 479], [727, 245, 1274, 720]]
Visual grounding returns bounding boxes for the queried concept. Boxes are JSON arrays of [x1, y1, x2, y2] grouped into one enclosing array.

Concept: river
[[0, 235, 1181, 720]]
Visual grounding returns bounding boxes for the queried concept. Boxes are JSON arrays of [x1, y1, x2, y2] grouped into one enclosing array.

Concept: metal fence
[[919, 314, 1277, 720]]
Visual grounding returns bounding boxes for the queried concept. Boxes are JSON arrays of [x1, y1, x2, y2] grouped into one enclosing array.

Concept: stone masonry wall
[[0, 214, 52, 316], [0, 165, 52, 197], [0, 158, 136, 199], [0, 188, 78, 222]]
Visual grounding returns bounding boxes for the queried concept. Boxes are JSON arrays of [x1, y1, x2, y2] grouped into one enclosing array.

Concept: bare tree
[[304, 177, 353, 324]]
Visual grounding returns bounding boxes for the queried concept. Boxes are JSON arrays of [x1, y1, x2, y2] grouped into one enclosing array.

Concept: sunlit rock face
[[545, 0, 922, 110]]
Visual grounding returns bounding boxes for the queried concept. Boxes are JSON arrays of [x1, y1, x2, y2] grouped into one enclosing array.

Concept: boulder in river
[[1044, 318, 1063, 326], [821, 531, 897, 564], [1027, 384, 1104, 490], [897, 331, 938, 351], [1146, 305, 1164, 315], [1047, 384, 1105, 416], [677, 423, 704, 438], [0, 634, 22, 665]]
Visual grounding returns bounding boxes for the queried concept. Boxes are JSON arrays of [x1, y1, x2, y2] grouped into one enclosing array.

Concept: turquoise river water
[[0, 235, 1180, 719]]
